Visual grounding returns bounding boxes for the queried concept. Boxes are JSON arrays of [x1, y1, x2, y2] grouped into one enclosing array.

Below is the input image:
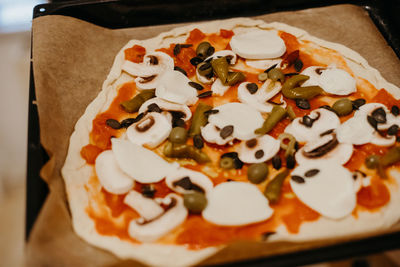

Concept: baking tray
[[27, 0, 400, 265]]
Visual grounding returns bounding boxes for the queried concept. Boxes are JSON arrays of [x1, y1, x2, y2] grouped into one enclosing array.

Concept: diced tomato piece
[[124, 45, 146, 63]]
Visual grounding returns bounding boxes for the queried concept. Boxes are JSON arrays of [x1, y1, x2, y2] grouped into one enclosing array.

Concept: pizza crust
[[62, 17, 400, 266]]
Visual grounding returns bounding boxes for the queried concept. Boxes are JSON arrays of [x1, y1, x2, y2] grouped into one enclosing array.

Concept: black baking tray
[[27, 0, 400, 266]]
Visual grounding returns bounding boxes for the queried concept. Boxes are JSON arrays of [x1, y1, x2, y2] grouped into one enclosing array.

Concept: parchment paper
[[27, 4, 400, 266]]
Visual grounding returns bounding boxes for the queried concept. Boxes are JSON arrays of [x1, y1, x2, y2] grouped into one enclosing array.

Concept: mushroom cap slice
[[165, 167, 214, 194], [126, 112, 172, 148], [124, 190, 164, 221], [238, 135, 280, 164], [295, 135, 353, 165], [138, 97, 192, 121], [122, 52, 174, 90], [202, 182, 273, 226], [128, 194, 188, 242], [285, 108, 340, 143]]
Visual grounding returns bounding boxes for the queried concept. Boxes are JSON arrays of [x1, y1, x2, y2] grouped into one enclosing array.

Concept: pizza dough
[[61, 17, 400, 266]]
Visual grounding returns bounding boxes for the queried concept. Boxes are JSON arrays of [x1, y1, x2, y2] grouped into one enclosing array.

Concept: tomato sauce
[[83, 28, 396, 249], [357, 178, 390, 210], [124, 45, 146, 63]]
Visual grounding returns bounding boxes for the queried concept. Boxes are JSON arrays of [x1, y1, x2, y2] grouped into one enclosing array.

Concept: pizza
[[61, 17, 400, 266]]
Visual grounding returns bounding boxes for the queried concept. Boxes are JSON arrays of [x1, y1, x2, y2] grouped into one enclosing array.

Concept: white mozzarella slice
[[237, 81, 281, 113], [156, 70, 198, 105], [319, 68, 356, 95], [238, 135, 280, 163], [300, 66, 356, 95], [208, 102, 264, 140], [201, 123, 234, 145], [95, 150, 134, 194], [128, 194, 187, 242], [111, 138, 178, 183], [138, 97, 192, 121], [122, 52, 174, 90], [124, 190, 164, 221], [126, 112, 172, 148], [211, 78, 231, 96], [300, 66, 323, 87], [284, 108, 340, 143], [290, 161, 356, 219], [230, 30, 286, 59], [245, 58, 282, 70], [205, 50, 237, 65], [202, 182, 273, 226], [337, 116, 375, 145], [295, 139, 353, 165], [196, 67, 214, 84], [165, 167, 214, 194]]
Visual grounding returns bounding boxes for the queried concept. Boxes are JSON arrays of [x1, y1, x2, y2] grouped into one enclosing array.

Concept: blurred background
[[0, 0, 399, 266], [0, 0, 45, 266]]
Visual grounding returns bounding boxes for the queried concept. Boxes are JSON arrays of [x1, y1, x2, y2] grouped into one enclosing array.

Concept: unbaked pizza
[[62, 18, 400, 266]]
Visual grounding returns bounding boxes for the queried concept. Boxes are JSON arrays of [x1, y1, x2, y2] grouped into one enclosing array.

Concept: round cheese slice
[[202, 182, 273, 226], [230, 30, 286, 59], [290, 161, 356, 220], [95, 150, 134, 194], [207, 102, 264, 140], [156, 70, 198, 105], [111, 138, 178, 183]]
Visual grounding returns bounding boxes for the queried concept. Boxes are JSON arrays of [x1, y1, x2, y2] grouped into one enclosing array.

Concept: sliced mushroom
[[285, 108, 340, 143], [211, 78, 231, 96], [126, 112, 172, 148], [165, 167, 213, 194], [359, 103, 400, 131], [196, 66, 214, 84], [124, 190, 164, 221], [238, 135, 280, 164], [237, 80, 283, 113], [295, 132, 353, 165], [127, 193, 188, 242], [201, 123, 234, 145], [337, 103, 396, 146], [95, 150, 134, 194], [138, 97, 192, 121], [122, 52, 174, 90], [204, 50, 237, 65]]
